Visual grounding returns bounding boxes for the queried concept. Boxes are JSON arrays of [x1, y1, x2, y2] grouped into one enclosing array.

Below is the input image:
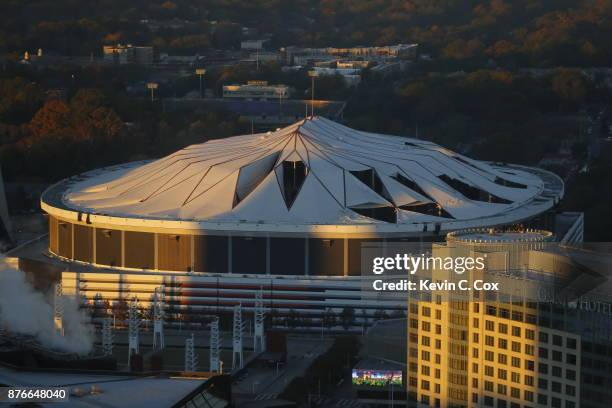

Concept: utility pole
[[184, 334, 198, 372], [195, 68, 206, 99], [147, 82, 158, 102], [128, 298, 140, 366], [308, 70, 318, 117], [253, 289, 266, 353], [152, 285, 165, 350], [102, 317, 113, 356], [210, 317, 222, 372], [232, 303, 245, 370]]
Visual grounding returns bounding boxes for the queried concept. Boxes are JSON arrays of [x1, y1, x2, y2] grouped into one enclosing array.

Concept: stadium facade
[[38, 117, 580, 326]]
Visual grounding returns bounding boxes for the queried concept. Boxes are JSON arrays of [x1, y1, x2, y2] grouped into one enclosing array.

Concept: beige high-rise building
[[408, 229, 584, 408]]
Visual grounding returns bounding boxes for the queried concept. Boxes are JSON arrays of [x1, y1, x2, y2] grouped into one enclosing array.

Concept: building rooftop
[[0, 365, 213, 408], [41, 117, 564, 235]]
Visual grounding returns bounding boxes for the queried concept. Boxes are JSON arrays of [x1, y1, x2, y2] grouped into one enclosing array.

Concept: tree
[[340, 307, 355, 330], [322, 308, 337, 331], [551, 69, 587, 108]]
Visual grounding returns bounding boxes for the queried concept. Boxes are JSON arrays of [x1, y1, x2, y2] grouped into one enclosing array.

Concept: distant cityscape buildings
[[222, 80, 291, 100], [102, 44, 154, 65]]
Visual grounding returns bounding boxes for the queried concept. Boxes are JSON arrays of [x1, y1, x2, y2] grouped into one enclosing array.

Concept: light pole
[[308, 70, 318, 117], [147, 82, 158, 102], [195, 68, 206, 99], [276, 87, 285, 117]]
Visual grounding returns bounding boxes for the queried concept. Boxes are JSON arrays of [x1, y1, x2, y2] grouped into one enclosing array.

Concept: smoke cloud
[[0, 260, 94, 355]]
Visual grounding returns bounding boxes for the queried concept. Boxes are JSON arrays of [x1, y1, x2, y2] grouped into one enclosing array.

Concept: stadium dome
[[41, 117, 564, 274]]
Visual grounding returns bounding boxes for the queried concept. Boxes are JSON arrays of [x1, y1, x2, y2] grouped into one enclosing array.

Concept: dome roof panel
[[55, 117, 557, 229]]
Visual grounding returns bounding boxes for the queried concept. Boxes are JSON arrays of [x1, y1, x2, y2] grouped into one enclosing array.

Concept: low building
[[222, 81, 290, 100], [102, 44, 154, 65], [241, 39, 268, 50], [312, 67, 362, 87], [283, 44, 418, 66]]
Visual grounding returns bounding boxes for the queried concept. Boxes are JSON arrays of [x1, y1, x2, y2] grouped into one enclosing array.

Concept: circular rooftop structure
[[43, 117, 563, 235], [40, 117, 564, 275]]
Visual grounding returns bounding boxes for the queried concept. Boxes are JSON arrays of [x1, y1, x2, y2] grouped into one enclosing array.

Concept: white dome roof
[[53, 117, 562, 233]]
